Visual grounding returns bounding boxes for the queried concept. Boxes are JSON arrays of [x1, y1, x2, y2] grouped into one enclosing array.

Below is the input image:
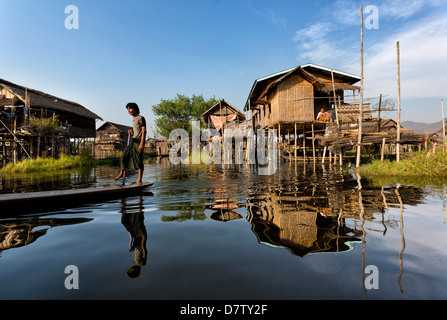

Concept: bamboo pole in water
[[331, 69, 340, 128], [312, 123, 316, 163], [294, 122, 297, 161], [356, 6, 364, 168], [396, 41, 401, 163], [442, 99, 445, 152]]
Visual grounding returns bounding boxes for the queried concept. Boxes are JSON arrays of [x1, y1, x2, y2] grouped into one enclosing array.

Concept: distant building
[[95, 122, 132, 159], [201, 99, 246, 132], [145, 138, 171, 157]]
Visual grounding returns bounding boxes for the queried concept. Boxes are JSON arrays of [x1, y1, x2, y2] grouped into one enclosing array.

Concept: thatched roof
[[97, 121, 132, 133], [245, 63, 361, 111], [201, 99, 246, 126], [0, 78, 102, 120]]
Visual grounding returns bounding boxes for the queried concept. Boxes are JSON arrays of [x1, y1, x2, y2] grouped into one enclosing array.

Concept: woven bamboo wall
[[277, 75, 314, 122], [272, 210, 317, 248]]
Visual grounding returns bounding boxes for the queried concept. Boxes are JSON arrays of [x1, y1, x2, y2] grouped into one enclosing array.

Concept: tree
[[152, 94, 219, 138]]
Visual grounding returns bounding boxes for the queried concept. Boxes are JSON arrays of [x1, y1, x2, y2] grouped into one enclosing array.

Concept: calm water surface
[[0, 158, 446, 300]]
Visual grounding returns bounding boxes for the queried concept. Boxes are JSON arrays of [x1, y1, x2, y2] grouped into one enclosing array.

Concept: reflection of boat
[[0, 182, 153, 213]]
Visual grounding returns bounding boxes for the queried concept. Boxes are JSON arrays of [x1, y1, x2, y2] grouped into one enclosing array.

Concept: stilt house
[[244, 63, 363, 132], [0, 78, 102, 164], [95, 122, 132, 159], [201, 99, 246, 132]]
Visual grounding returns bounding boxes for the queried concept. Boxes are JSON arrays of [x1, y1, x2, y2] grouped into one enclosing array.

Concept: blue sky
[[1, 0, 446, 136]]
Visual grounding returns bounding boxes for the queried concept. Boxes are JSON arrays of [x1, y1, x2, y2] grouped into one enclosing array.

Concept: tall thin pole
[[442, 99, 445, 152], [331, 69, 340, 128], [396, 41, 401, 163], [356, 6, 364, 168]]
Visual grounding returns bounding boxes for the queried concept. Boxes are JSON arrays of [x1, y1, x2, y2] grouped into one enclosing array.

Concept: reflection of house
[[95, 122, 132, 159], [0, 217, 92, 251], [247, 190, 362, 257], [246, 167, 426, 257], [0, 78, 102, 164]]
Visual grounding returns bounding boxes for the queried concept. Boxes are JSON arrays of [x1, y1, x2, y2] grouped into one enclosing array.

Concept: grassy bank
[[359, 149, 447, 178], [0, 152, 97, 174]]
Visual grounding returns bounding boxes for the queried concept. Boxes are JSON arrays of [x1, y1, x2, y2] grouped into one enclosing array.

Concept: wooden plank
[[0, 182, 154, 210]]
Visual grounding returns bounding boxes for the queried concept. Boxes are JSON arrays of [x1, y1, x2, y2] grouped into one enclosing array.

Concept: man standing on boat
[[115, 103, 146, 185]]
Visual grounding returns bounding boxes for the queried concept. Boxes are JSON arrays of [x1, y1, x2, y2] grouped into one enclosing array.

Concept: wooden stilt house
[[0, 78, 102, 165], [201, 99, 246, 132], [244, 63, 362, 130], [244, 64, 368, 160], [95, 122, 132, 159]]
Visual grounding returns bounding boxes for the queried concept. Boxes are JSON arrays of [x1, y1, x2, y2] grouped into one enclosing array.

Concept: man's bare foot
[[115, 172, 124, 181], [135, 181, 143, 186]]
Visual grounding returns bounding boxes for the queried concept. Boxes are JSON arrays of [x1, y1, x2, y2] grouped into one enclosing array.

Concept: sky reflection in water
[[0, 158, 446, 300]]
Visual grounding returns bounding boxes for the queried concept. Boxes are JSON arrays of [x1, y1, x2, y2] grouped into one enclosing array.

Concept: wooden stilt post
[[331, 69, 340, 128], [442, 99, 445, 152], [312, 123, 316, 163], [303, 125, 306, 162], [294, 122, 297, 162], [356, 6, 364, 168], [278, 123, 281, 154], [381, 137, 386, 161], [396, 41, 401, 163], [322, 146, 327, 163]]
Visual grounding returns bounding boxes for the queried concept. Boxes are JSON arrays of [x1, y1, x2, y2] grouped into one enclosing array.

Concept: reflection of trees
[[0, 217, 93, 252], [158, 164, 246, 222]]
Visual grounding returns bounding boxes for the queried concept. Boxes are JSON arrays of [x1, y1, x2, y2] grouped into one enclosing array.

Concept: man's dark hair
[[126, 103, 140, 115]]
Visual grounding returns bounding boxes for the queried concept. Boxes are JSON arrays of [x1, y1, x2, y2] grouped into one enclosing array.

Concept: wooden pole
[[442, 99, 445, 152], [312, 123, 316, 163], [378, 93, 383, 131], [303, 125, 306, 162], [278, 123, 281, 153], [356, 6, 364, 168], [396, 41, 401, 162], [381, 137, 386, 161], [294, 122, 297, 161], [331, 69, 340, 128], [322, 146, 327, 163]]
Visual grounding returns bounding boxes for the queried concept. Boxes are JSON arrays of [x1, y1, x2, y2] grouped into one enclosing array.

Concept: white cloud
[[364, 14, 447, 99], [292, 1, 447, 122], [293, 22, 333, 42], [379, 0, 443, 19]]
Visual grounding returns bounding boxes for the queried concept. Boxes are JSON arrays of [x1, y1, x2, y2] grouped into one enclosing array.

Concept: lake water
[[1, 158, 446, 301]]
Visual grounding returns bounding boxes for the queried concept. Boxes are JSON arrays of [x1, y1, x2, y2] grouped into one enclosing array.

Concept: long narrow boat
[[0, 182, 153, 212]]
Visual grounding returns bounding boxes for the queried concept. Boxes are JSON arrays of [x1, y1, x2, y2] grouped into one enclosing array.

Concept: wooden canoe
[[0, 182, 154, 212]]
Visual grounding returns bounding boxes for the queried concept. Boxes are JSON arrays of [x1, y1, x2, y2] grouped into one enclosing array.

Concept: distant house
[[201, 99, 246, 132], [0, 78, 102, 164], [95, 122, 132, 159], [145, 138, 171, 157]]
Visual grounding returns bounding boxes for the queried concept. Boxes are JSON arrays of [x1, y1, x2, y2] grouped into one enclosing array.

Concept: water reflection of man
[[120, 196, 148, 278]]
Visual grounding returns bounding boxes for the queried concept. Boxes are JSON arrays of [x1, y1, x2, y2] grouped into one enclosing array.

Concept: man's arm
[[139, 126, 146, 152]]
